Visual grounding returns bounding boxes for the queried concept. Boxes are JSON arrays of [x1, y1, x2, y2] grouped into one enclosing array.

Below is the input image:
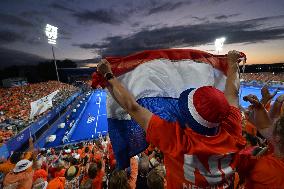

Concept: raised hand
[[97, 59, 112, 76], [243, 94, 262, 108], [243, 94, 272, 130], [260, 85, 279, 106], [227, 50, 241, 70], [269, 94, 284, 122]]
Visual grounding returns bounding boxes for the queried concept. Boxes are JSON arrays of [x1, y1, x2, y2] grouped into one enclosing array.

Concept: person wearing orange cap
[[96, 51, 246, 188]]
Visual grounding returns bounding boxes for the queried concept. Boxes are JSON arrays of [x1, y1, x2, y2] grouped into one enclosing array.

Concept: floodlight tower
[[45, 24, 60, 81]]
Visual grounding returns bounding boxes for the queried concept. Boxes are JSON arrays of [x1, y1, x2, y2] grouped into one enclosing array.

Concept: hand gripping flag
[[92, 49, 246, 169]]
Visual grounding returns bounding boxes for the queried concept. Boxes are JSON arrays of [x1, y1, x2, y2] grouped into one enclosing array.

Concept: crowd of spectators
[[73, 81, 93, 92], [0, 85, 283, 188], [0, 81, 79, 146], [1, 67, 284, 188], [241, 72, 284, 86], [0, 134, 166, 189]]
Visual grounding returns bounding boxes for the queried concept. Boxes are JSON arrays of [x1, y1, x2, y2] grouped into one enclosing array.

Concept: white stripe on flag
[[107, 59, 226, 120]]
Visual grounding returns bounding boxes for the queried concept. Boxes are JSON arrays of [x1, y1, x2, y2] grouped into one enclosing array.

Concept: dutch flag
[[92, 49, 237, 169]]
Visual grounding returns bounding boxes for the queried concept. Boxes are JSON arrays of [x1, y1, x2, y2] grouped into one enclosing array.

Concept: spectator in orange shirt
[[242, 94, 284, 188], [47, 176, 65, 189], [96, 51, 246, 188], [3, 159, 34, 189], [33, 161, 48, 182], [0, 138, 33, 174], [128, 157, 138, 189]]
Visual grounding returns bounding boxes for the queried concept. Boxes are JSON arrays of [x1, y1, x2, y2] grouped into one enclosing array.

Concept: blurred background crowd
[[241, 72, 284, 85]]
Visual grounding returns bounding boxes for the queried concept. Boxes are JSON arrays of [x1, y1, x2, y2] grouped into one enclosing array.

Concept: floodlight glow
[[215, 37, 226, 52], [45, 24, 58, 45]]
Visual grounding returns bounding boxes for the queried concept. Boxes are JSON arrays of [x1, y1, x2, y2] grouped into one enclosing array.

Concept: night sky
[[0, 0, 284, 67]]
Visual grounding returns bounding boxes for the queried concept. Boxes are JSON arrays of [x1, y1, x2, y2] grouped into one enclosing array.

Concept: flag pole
[[52, 46, 60, 81]]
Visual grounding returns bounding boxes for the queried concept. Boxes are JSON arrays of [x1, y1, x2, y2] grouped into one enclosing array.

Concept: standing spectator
[[136, 155, 150, 189], [240, 94, 284, 188], [33, 160, 48, 182], [0, 137, 33, 174], [3, 159, 34, 189], [96, 50, 246, 188], [109, 170, 129, 189], [147, 165, 166, 189], [128, 157, 138, 189]]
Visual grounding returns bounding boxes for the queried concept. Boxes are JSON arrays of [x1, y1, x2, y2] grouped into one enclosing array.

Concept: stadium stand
[[0, 72, 283, 188], [0, 81, 79, 145], [241, 72, 284, 86]]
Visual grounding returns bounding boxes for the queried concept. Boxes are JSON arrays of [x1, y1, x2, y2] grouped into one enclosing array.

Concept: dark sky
[[0, 0, 284, 66]]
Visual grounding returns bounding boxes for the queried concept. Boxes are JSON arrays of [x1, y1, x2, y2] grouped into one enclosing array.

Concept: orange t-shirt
[[78, 148, 83, 156], [0, 160, 15, 174], [4, 169, 34, 189], [33, 169, 48, 181], [146, 106, 246, 189], [54, 169, 66, 178], [244, 154, 284, 189], [47, 177, 65, 189], [92, 169, 104, 189]]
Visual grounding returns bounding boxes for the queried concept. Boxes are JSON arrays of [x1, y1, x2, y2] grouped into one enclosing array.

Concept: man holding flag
[[96, 50, 245, 188]]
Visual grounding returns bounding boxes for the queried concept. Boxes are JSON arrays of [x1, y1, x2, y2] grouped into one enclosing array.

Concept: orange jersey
[[146, 106, 246, 189], [243, 154, 284, 189]]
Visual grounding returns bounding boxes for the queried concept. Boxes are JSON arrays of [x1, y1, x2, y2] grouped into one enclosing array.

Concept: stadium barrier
[[0, 144, 10, 159], [29, 91, 81, 134], [0, 91, 82, 158], [34, 92, 91, 148], [33, 106, 73, 148]]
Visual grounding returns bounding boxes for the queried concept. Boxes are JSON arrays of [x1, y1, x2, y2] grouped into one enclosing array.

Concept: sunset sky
[[0, 0, 284, 66]]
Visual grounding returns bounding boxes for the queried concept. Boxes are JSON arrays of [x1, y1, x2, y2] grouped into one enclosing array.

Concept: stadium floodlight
[[215, 37, 226, 54], [45, 24, 58, 45], [45, 24, 60, 81]]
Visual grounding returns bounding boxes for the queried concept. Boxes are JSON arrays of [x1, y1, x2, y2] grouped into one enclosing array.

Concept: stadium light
[[45, 24, 58, 45], [45, 24, 60, 81], [215, 37, 226, 54]]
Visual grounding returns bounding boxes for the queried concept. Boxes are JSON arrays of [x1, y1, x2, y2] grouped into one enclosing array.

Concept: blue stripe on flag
[[108, 97, 183, 169]]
